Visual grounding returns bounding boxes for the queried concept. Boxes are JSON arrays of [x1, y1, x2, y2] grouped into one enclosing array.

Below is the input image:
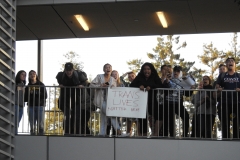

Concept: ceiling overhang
[[16, 0, 240, 40]]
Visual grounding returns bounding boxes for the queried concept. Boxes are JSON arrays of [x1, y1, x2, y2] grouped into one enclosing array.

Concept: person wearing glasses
[[191, 76, 215, 138]]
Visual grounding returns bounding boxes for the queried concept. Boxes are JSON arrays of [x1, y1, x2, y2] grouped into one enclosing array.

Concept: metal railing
[[15, 86, 240, 139]]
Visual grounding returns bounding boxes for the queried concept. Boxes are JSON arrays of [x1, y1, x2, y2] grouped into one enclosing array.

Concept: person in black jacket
[[130, 62, 170, 135], [15, 70, 27, 135], [25, 70, 47, 135], [56, 62, 89, 135]]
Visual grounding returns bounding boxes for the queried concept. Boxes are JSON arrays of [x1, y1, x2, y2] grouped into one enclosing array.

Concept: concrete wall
[[15, 136, 240, 160]]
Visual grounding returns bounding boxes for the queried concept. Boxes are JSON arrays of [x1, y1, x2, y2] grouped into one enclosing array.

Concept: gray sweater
[[192, 91, 216, 115]]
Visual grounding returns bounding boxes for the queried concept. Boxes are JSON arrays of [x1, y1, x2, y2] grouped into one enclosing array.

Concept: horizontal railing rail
[[14, 86, 240, 140]]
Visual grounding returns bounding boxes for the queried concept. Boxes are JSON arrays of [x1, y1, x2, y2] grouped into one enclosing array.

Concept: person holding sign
[[130, 62, 170, 135], [90, 63, 120, 136]]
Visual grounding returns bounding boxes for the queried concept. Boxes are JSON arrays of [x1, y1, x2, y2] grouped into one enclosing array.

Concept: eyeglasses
[[202, 78, 209, 81]]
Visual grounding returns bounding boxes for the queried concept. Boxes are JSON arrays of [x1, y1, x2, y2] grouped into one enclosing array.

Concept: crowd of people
[[15, 57, 240, 139]]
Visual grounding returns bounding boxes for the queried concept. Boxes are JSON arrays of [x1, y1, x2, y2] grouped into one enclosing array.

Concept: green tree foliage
[[198, 42, 222, 79], [126, 35, 195, 77], [198, 33, 240, 80], [50, 51, 85, 104], [190, 67, 207, 83], [221, 32, 240, 71], [146, 35, 194, 76], [126, 58, 144, 74], [46, 51, 85, 135], [51, 51, 85, 102], [59, 51, 84, 71]]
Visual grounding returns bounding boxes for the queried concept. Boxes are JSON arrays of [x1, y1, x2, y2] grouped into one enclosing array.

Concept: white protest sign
[[106, 87, 148, 118], [179, 75, 196, 89]]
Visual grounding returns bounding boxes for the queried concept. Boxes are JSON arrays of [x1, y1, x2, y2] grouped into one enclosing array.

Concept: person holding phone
[[90, 63, 120, 136]]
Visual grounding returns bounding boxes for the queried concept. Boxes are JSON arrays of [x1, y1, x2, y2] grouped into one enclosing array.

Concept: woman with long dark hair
[[130, 62, 169, 135], [15, 70, 27, 134], [25, 70, 47, 135]]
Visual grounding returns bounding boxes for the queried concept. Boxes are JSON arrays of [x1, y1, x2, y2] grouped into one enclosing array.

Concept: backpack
[[58, 70, 88, 86], [56, 70, 94, 111]]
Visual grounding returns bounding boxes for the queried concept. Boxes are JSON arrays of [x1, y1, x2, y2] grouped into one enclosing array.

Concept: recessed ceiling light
[[156, 12, 168, 28], [74, 15, 89, 31]]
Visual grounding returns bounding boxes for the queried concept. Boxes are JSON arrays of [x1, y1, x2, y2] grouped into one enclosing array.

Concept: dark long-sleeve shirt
[[24, 81, 47, 107], [130, 75, 170, 114]]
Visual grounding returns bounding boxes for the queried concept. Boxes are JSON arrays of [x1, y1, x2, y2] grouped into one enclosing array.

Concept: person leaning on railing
[[130, 62, 170, 136], [214, 57, 240, 139], [56, 62, 89, 135], [90, 63, 120, 136]]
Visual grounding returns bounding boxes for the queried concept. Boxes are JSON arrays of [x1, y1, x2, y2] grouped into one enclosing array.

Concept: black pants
[[218, 102, 240, 138], [162, 102, 190, 137], [64, 106, 90, 135], [192, 114, 215, 138]]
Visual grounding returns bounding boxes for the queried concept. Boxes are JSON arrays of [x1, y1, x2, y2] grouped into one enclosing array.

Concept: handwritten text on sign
[[106, 87, 148, 118]]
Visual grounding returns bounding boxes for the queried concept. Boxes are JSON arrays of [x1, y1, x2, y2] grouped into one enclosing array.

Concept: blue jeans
[[15, 105, 24, 134], [28, 106, 44, 135], [100, 101, 120, 136]]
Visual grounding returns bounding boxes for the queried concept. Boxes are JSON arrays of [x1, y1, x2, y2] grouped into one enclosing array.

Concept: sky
[[16, 32, 239, 86]]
